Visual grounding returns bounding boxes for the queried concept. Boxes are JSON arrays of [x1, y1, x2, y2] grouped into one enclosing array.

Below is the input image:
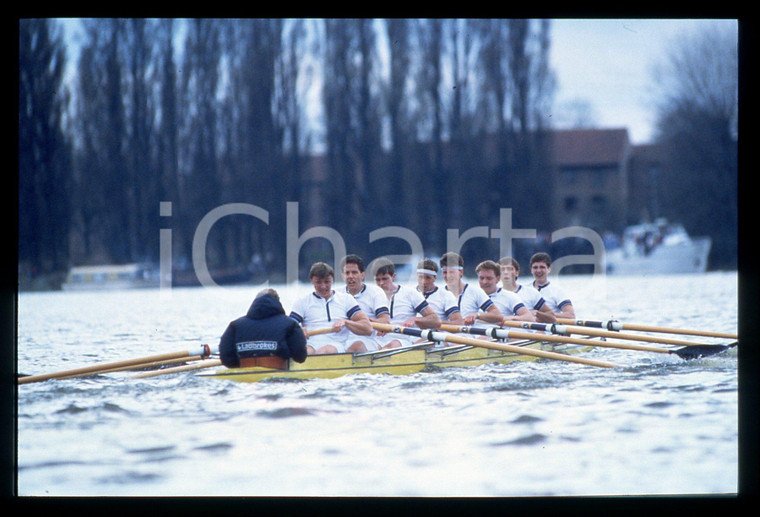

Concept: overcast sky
[[549, 18, 738, 144]]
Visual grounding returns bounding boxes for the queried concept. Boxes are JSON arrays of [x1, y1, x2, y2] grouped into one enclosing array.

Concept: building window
[[560, 169, 578, 183], [591, 195, 606, 211]]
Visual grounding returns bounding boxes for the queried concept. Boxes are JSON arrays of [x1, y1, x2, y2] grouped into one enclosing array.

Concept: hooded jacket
[[219, 293, 308, 367]]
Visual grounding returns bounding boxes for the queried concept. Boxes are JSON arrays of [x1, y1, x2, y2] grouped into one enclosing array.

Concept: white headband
[[441, 266, 463, 270], [417, 268, 438, 276]]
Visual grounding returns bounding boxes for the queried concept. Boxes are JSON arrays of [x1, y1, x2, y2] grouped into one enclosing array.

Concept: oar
[[502, 320, 735, 350], [372, 323, 618, 368], [556, 318, 738, 340], [439, 323, 664, 355], [132, 359, 223, 379], [306, 327, 336, 338], [18, 345, 215, 385], [497, 321, 735, 359], [134, 327, 336, 379], [94, 355, 205, 374]]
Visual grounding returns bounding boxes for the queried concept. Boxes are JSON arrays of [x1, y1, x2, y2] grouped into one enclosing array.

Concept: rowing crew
[[218, 252, 575, 367]]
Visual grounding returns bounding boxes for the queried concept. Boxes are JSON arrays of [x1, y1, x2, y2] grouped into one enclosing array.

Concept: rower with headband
[[415, 258, 464, 330], [373, 258, 441, 350], [439, 252, 504, 326]]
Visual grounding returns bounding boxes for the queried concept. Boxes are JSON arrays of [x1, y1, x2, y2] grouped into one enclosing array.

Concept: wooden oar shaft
[[500, 320, 706, 348], [94, 355, 205, 375], [484, 323, 672, 354], [132, 359, 223, 379], [557, 318, 738, 340], [373, 323, 617, 368], [306, 327, 335, 338], [18, 346, 213, 385], [439, 323, 618, 349]]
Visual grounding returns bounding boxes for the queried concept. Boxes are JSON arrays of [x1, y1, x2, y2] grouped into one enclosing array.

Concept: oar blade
[[672, 341, 737, 360]]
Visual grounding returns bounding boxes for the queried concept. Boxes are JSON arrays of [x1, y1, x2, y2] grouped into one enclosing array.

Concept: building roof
[[550, 128, 630, 167]]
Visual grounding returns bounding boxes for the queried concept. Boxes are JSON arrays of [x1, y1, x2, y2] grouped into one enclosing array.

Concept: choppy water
[[16, 272, 738, 496]]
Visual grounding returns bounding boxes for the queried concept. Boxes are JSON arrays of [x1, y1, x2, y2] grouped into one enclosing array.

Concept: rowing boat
[[197, 337, 595, 383], [18, 318, 736, 385]]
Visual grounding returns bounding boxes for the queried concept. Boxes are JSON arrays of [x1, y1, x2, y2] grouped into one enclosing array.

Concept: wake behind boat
[[605, 219, 712, 275]]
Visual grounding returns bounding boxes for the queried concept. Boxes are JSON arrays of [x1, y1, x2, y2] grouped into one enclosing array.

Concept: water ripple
[[511, 414, 543, 424], [256, 407, 317, 418], [192, 442, 233, 453], [16, 275, 739, 496], [492, 433, 548, 447]]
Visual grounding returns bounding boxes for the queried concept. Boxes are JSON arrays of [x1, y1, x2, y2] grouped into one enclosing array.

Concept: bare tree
[[322, 19, 382, 250], [19, 19, 72, 274], [384, 19, 412, 226], [651, 23, 738, 268]]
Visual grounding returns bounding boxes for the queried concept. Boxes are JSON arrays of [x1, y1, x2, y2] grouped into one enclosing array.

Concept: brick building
[[304, 127, 659, 235], [548, 128, 632, 232]]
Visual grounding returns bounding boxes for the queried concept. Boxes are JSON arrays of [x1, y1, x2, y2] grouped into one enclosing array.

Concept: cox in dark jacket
[[219, 289, 307, 368]]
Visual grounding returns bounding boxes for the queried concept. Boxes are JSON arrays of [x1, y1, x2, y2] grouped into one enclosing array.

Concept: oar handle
[[556, 318, 738, 340], [18, 345, 214, 385], [556, 318, 623, 331], [305, 327, 335, 337], [373, 323, 618, 368], [499, 320, 711, 348], [438, 323, 601, 348], [439, 323, 673, 355]]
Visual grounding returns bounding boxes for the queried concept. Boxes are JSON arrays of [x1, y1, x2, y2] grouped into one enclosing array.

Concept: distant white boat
[[61, 263, 160, 291], [605, 219, 712, 275]]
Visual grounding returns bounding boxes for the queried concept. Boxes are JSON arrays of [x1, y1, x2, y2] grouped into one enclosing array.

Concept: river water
[[16, 272, 739, 497]]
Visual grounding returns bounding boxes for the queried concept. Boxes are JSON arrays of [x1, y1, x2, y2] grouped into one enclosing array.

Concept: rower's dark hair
[[498, 256, 520, 272], [530, 252, 552, 267], [340, 254, 365, 272], [475, 260, 500, 277], [439, 252, 463, 269], [372, 257, 395, 277], [309, 262, 334, 279], [417, 258, 439, 273]]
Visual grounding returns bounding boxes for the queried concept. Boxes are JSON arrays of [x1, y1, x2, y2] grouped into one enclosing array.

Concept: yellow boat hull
[[199, 339, 592, 383]]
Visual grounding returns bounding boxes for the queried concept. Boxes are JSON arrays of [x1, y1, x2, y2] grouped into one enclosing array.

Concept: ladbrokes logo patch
[[237, 341, 278, 352]]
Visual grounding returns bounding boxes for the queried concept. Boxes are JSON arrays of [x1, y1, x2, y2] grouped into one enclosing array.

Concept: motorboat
[[605, 219, 712, 275]]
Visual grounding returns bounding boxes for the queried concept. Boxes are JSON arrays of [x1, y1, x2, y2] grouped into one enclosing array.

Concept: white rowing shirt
[[511, 284, 546, 311], [488, 288, 527, 317], [473, 288, 527, 329], [387, 284, 430, 325], [375, 284, 431, 348], [289, 290, 364, 352], [345, 283, 390, 320], [447, 282, 494, 317], [531, 281, 572, 314], [417, 286, 460, 321], [344, 283, 389, 351]]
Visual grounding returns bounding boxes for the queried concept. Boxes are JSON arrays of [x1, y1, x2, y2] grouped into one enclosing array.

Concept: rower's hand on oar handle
[[534, 310, 557, 324], [303, 326, 336, 340], [401, 317, 417, 328]]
